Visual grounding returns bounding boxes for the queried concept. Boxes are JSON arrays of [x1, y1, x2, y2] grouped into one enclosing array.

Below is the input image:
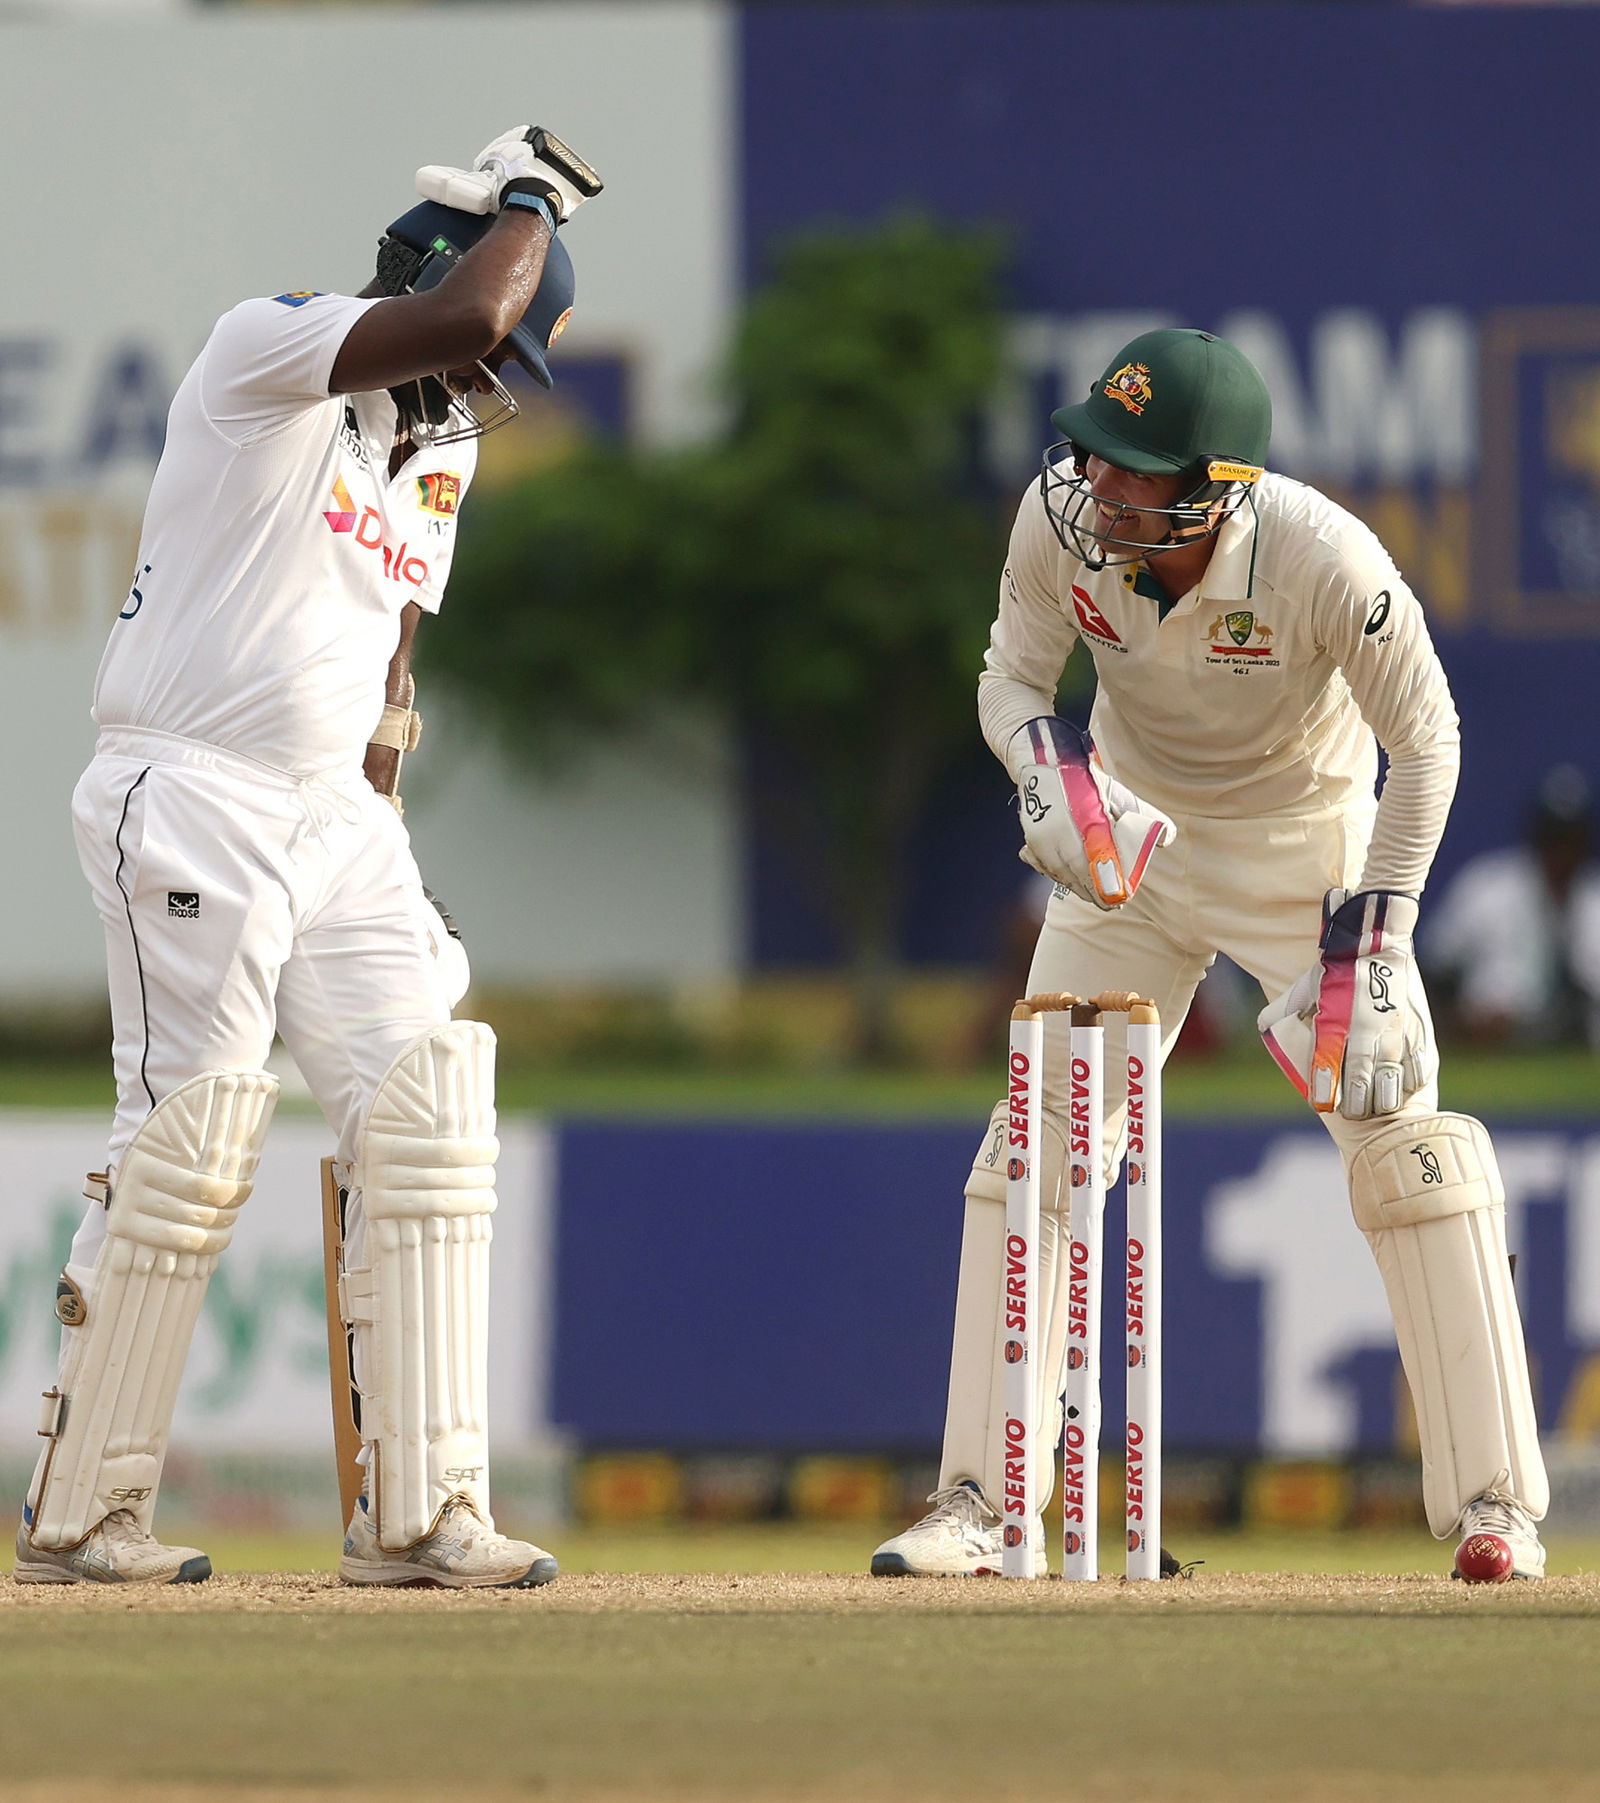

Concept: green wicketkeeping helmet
[[1040, 328, 1271, 569], [1052, 328, 1272, 475]]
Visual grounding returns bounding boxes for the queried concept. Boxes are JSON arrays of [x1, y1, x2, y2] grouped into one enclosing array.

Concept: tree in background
[[426, 215, 1015, 1060]]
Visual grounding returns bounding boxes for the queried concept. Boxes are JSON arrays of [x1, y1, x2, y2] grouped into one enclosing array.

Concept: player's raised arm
[[331, 126, 601, 396]]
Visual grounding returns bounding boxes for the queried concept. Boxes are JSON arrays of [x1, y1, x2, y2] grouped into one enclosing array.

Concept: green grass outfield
[[4, 1524, 1600, 1803], [3, 1044, 1599, 1117]]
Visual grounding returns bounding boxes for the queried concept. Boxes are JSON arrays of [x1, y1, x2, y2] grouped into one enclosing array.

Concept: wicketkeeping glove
[[415, 126, 603, 222], [1257, 888, 1439, 1119], [1012, 718, 1175, 910]]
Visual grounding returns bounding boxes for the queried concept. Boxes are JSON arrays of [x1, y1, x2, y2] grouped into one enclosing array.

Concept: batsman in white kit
[[16, 127, 602, 1586], [872, 328, 1548, 1583]]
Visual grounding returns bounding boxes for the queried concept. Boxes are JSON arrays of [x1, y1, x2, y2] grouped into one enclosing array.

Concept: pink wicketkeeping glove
[[1258, 888, 1438, 1119], [1013, 718, 1175, 911]]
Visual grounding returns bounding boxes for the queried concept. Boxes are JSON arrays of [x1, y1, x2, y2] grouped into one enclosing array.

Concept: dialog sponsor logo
[[323, 479, 431, 588]]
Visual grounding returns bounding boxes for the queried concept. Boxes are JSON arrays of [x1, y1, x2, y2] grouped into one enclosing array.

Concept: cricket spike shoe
[[339, 1494, 558, 1588], [1452, 1484, 1546, 1582], [870, 1480, 1046, 1577], [13, 1508, 211, 1584]]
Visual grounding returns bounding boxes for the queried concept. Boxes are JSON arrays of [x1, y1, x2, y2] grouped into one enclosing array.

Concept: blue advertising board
[[550, 1115, 1600, 1459]]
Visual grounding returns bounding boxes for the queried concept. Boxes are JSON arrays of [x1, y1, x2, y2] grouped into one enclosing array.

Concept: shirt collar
[[1196, 491, 1262, 603]]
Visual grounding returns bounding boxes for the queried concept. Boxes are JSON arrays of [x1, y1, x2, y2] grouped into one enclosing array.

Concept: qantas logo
[[1070, 584, 1124, 647]]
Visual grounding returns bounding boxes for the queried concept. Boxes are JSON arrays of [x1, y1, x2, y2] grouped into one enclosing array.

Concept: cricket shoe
[[13, 1508, 211, 1585], [340, 1494, 558, 1588], [870, 1480, 1046, 1577], [1452, 1484, 1546, 1581]]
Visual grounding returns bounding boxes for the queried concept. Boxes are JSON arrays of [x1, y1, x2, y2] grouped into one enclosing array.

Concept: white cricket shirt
[[92, 289, 477, 778], [979, 472, 1461, 894]]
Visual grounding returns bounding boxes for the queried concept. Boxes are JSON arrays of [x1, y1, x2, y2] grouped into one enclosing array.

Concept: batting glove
[[415, 126, 603, 222], [1258, 888, 1439, 1118], [1012, 717, 1175, 911]]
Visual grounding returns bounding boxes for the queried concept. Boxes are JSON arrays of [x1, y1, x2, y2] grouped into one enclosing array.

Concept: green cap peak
[[1051, 328, 1271, 476]]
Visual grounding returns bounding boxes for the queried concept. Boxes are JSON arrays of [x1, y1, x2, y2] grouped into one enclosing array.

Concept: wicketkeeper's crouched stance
[[17, 126, 602, 1586], [873, 329, 1547, 1583]]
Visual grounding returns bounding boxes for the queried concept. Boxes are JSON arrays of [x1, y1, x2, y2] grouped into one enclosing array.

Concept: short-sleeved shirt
[[92, 290, 478, 778]]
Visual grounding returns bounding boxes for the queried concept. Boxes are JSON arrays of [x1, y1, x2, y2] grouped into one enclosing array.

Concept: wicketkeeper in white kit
[[872, 328, 1549, 1581], [16, 127, 601, 1586]]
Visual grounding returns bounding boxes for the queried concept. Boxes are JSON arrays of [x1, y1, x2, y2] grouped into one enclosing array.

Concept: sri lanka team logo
[[416, 472, 462, 517], [1104, 361, 1153, 416]]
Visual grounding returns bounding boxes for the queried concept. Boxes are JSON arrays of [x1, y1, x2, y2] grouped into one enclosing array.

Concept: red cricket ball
[[1454, 1532, 1515, 1584]]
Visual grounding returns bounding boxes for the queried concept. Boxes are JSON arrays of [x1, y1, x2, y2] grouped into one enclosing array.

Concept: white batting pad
[[941, 1100, 1072, 1508], [1348, 1112, 1548, 1536], [30, 1070, 277, 1549], [347, 1020, 499, 1549]]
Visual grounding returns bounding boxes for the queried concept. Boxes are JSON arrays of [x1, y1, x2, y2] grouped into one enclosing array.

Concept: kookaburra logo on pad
[[1021, 775, 1051, 822], [1409, 1145, 1444, 1185], [1367, 961, 1397, 1011]]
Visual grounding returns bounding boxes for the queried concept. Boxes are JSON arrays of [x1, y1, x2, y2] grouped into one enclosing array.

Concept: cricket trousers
[[29, 728, 457, 1511]]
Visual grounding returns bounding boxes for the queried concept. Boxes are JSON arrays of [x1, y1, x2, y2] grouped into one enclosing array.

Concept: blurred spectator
[[1424, 766, 1600, 1047]]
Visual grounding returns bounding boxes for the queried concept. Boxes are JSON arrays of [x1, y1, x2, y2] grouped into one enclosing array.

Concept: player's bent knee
[[1347, 1111, 1501, 1231], [108, 1069, 280, 1247], [360, 1019, 499, 1223], [967, 1099, 1069, 1216]]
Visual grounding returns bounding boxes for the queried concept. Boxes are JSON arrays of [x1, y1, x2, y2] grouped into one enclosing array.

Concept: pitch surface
[[5, 1561, 1599, 1802]]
